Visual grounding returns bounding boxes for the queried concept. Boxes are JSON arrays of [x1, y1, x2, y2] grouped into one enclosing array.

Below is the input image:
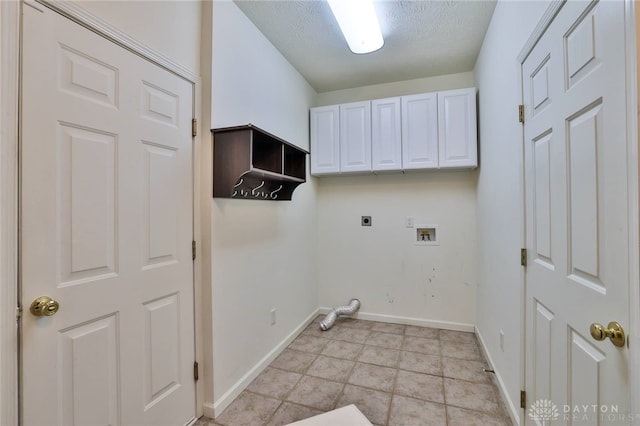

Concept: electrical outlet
[[361, 216, 372, 226], [270, 308, 277, 326], [499, 329, 505, 352], [406, 216, 414, 228]]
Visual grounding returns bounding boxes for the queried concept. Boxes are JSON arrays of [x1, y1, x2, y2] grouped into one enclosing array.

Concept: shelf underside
[[215, 169, 304, 201]]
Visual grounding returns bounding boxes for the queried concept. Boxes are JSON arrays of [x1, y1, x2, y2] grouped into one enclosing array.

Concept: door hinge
[[192, 118, 198, 137], [520, 390, 527, 409], [518, 105, 525, 123], [194, 361, 199, 381], [521, 248, 527, 267], [192, 240, 196, 261]]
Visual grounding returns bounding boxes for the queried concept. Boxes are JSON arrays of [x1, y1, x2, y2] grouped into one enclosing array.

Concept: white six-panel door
[[523, 1, 631, 423], [21, 4, 195, 425]]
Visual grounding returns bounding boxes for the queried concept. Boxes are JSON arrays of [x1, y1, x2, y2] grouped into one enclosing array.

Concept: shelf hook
[[233, 178, 244, 188], [270, 185, 283, 199], [252, 181, 265, 196]]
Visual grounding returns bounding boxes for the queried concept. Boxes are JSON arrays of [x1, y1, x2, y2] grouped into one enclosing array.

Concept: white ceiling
[[233, 0, 497, 93]]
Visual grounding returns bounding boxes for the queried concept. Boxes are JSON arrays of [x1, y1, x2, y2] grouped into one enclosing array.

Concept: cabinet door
[[401, 93, 438, 170], [437, 88, 477, 168], [340, 101, 371, 173], [310, 105, 340, 175], [371, 97, 402, 171]]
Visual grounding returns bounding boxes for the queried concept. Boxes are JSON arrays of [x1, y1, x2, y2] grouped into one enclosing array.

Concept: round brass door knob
[[590, 321, 625, 347], [30, 296, 59, 317]]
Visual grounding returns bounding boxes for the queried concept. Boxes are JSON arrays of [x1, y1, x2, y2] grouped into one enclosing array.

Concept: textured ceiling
[[233, 0, 497, 92]]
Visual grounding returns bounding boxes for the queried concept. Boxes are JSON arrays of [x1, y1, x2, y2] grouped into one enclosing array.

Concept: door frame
[[0, 1, 206, 424], [517, 0, 640, 420], [0, 1, 21, 425], [626, 0, 640, 416]]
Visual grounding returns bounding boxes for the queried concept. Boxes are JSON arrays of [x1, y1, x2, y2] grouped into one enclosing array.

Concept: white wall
[[78, 0, 203, 74], [211, 0, 313, 142], [474, 1, 551, 422], [316, 73, 478, 329], [209, 0, 318, 414], [317, 172, 477, 328], [316, 71, 474, 106]]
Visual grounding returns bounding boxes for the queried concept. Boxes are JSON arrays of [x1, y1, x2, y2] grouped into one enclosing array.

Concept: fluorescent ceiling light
[[328, 0, 384, 54]]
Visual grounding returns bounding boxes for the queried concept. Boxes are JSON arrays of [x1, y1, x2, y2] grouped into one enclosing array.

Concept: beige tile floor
[[195, 316, 513, 426]]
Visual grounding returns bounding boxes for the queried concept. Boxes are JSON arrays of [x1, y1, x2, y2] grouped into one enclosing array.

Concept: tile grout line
[[261, 361, 308, 426], [441, 341, 451, 426], [384, 336, 404, 426], [212, 318, 509, 426]]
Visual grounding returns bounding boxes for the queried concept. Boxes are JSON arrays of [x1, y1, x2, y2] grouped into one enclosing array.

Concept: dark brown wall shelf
[[212, 124, 308, 201]]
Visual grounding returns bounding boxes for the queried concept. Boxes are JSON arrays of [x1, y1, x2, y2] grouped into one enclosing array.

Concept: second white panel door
[[523, 1, 630, 422]]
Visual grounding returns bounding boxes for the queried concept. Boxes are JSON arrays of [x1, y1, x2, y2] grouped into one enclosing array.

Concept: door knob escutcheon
[[30, 296, 59, 317], [590, 321, 625, 347]]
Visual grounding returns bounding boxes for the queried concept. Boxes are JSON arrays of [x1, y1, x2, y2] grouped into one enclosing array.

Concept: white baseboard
[[207, 308, 321, 418], [202, 402, 216, 421], [318, 307, 475, 333], [475, 326, 521, 426]]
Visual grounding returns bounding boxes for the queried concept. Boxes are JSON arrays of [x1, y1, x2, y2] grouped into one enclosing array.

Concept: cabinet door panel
[[438, 88, 477, 168], [401, 93, 438, 170], [310, 105, 340, 175], [372, 97, 402, 171], [340, 101, 371, 173]]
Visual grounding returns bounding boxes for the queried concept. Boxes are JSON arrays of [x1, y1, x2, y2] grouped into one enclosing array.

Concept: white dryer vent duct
[[320, 299, 361, 331]]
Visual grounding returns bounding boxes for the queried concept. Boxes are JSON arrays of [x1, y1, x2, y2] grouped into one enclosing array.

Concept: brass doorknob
[[590, 321, 625, 347], [30, 296, 59, 317]]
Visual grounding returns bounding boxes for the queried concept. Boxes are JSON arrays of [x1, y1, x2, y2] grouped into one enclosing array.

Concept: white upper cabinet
[[340, 101, 372, 173], [401, 93, 439, 170], [309, 87, 477, 176], [437, 88, 477, 169], [310, 105, 340, 175], [371, 97, 402, 172]]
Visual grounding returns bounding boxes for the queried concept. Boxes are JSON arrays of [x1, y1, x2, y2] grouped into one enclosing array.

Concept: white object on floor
[[286, 404, 372, 426]]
